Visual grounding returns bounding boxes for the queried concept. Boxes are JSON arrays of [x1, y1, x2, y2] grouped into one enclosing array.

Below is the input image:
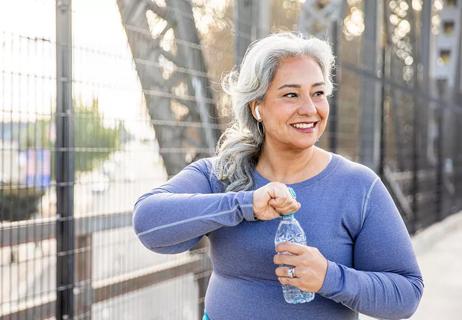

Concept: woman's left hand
[[274, 242, 328, 293]]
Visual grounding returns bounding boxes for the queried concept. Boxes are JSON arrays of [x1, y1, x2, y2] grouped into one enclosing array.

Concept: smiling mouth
[[290, 122, 318, 129]]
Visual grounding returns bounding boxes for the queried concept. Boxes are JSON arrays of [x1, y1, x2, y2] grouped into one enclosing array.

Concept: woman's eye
[[284, 92, 298, 98], [313, 91, 325, 97]]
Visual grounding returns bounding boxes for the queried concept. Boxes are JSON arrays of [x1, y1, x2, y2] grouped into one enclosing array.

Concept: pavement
[[410, 211, 462, 319], [361, 211, 462, 320]]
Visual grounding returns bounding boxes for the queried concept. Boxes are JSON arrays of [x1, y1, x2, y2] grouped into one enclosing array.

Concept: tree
[[1, 99, 123, 221], [73, 98, 122, 173]]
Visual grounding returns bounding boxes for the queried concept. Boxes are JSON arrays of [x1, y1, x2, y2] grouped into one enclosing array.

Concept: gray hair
[[213, 32, 335, 192]]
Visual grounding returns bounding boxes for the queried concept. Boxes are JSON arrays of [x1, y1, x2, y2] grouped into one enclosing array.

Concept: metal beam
[[169, 0, 219, 154], [298, 0, 345, 153], [298, 0, 344, 38], [257, 0, 270, 38], [235, 0, 255, 65], [116, 0, 220, 176], [234, 0, 270, 66]]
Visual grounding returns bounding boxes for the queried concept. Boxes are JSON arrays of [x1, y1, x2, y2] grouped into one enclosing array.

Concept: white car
[[90, 173, 110, 193]]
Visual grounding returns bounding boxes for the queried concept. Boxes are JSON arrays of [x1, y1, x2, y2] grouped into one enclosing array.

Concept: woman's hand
[[253, 182, 301, 220], [274, 242, 328, 293]]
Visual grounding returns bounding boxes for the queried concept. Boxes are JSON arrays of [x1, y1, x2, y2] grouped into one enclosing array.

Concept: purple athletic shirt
[[133, 153, 423, 319]]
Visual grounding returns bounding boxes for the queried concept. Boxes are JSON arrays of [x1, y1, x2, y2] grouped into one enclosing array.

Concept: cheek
[[318, 102, 329, 119], [268, 109, 292, 129], [317, 104, 329, 133], [317, 102, 329, 122]]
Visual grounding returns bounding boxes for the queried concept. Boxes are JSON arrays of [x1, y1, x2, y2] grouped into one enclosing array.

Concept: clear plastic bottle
[[274, 187, 315, 304]]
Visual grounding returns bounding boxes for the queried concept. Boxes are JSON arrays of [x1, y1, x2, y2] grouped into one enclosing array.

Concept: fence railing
[[0, 212, 210, 319]]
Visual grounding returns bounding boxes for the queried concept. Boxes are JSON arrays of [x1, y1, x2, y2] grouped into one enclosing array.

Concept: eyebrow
[[277, 82, 325, 90]]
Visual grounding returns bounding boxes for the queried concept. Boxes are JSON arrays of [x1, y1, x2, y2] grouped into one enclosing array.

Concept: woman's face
[[258, 55, 329, 152]]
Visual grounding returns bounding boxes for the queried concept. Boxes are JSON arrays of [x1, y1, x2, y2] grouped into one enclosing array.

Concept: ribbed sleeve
[[132, 159, 255, 254]]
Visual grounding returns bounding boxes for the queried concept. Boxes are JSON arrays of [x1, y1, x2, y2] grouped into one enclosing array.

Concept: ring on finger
[[287, 267, 296, 279]]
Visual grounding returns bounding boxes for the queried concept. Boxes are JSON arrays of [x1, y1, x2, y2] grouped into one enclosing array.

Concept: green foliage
[[74, 98, 122, 173], [21, 98, 123, 174], [0, 186, 45, 221], [1, 99, 123, 221]]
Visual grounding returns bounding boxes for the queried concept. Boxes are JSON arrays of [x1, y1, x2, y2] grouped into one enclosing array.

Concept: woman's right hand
[[252, 182, 301, 221]]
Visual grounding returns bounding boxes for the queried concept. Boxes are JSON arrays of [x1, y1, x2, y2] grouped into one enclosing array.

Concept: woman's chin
[[289, 141, 317, 151]]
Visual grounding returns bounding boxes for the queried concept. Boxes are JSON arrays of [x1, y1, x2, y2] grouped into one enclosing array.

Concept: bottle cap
[[288, 187, 296, 199], [282, 186, 297, 218]]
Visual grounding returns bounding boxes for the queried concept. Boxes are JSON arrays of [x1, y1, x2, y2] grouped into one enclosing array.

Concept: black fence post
[[379, 23, 387, 179], [411, 93, 419, 234], [329, 20, 339, 153], [436, 108, 444, 222], [56, 0, 75, 319], [76, 235, 93, 319]]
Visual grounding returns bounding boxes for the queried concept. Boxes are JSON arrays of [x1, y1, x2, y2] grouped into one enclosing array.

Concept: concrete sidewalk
[[360, 211, 462, 320], [410, 211, 462, 319]]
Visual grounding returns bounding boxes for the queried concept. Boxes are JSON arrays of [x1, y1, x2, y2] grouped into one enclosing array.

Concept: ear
[[255, 105, 261, 121], [251, 101, 261, 121]]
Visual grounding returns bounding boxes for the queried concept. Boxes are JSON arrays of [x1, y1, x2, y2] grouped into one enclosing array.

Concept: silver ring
[[287, 267, 296, 278]]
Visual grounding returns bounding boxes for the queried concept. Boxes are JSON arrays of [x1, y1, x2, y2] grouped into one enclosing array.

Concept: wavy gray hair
[[213, 32, 335, 192]]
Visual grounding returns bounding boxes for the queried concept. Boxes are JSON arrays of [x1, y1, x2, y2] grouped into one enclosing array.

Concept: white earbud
[[255, 105, 261, 121]]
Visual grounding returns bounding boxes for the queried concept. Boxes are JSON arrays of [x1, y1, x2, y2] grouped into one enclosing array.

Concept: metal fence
[[1, 0, 212, 319], [1, 1, 461, 320], [331, 0, 462, 233]]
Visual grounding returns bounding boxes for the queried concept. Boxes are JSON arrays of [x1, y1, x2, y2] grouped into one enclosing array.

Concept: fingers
[[266, 183, 300, 215], [275, 266, 304, 287], [273, 243, 318, 266], [275, 242, 307, 255], [275, 266, 303, 278], [274, 245, 329, 293], [269, 197, 301, 215], [265, 206, 285, 220], [253, 182, 301, 220], [278, 276, 303, 287], [273, 251, 301, 266]]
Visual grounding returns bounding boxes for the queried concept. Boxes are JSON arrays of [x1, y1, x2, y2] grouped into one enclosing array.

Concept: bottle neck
[[282, 213, 295, 220]]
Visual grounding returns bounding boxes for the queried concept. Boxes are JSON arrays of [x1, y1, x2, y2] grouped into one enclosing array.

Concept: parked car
[[91, 173, 110, 193]]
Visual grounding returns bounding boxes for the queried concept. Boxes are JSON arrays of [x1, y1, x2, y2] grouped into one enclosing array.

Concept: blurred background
[[0, 0, 461, 319]]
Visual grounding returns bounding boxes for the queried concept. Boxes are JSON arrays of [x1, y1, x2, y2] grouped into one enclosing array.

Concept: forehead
[[271, 55, 324, 84]]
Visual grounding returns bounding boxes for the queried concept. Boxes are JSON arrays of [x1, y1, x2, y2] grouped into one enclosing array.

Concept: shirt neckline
[[252, 152, 339, 188]]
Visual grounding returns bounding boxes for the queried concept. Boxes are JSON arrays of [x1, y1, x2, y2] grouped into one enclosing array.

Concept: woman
[[133, 32, 423, 319]]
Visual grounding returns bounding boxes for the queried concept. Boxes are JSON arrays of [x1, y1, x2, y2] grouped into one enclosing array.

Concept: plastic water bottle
[[274, 187, 315, 304]]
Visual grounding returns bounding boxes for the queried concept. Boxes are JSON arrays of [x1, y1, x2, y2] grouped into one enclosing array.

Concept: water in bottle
[[274, 187, 315, 304]]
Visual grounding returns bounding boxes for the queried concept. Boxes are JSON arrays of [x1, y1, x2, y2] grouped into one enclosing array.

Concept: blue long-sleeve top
[[133, 153, 423, 320]]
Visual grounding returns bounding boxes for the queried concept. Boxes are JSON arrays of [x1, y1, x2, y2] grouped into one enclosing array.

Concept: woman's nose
[[298, 97, 317, 114]]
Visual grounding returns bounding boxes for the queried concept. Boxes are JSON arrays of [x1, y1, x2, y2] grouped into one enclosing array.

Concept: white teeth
[[292, 122, 315, 129]]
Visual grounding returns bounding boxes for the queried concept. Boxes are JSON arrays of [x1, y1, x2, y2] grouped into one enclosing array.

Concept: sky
[[0, 0, 154, 139]]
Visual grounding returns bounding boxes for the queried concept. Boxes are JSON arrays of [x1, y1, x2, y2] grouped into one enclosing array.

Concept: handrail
[[0, 211, 132, 247]]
